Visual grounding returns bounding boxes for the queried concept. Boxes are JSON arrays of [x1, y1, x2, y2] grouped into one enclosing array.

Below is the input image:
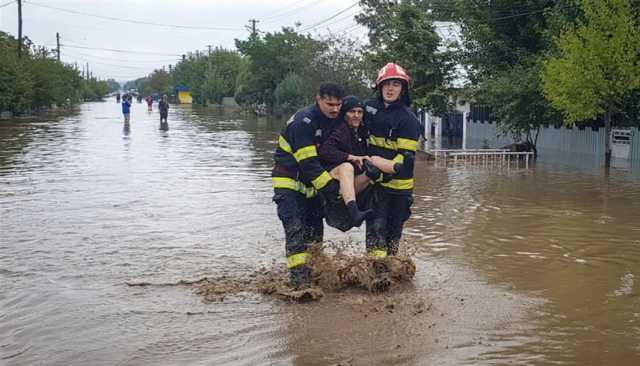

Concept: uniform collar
[[383, 99, 404, 110], [311, 104, 337, 126]]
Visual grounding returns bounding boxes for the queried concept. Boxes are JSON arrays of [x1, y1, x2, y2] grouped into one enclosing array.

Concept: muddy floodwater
[[2, 101, 640, 365]]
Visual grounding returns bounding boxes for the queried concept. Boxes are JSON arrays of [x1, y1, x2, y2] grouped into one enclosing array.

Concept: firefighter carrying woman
[[272, 62, 420, 289]]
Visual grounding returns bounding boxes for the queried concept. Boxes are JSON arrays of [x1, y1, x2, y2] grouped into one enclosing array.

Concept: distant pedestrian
[[116, 92, 121, 103], [146, 96, 153, 111], [158, 95, 169, 125], [122, 95, 131, 124]]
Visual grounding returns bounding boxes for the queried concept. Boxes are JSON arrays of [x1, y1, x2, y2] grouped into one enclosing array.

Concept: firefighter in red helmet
[[363, 62, 420, 258]]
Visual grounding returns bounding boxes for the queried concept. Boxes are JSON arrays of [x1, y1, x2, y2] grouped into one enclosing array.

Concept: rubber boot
[[346, 200, 372, 227], [363, 160, 382, 182], [289, 265, 312, 289], [370, 259, 391, 293]]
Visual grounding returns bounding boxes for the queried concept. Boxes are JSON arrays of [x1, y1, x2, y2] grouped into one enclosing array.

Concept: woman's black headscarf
[[339, 95, 363, 120]]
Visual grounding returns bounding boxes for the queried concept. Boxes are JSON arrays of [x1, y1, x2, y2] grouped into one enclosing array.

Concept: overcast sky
[[0, 0, 367, 83]]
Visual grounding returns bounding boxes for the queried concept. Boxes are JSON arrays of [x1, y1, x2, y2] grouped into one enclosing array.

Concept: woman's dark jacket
[[318, 121, 369, 172]]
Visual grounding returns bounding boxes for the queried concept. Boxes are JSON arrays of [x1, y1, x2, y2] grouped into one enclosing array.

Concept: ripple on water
[[3, 103, 640, 365]]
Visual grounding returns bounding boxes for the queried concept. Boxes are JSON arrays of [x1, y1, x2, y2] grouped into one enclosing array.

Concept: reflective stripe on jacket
[[364, 98, 419, 194], [272, 105, 339, 195]]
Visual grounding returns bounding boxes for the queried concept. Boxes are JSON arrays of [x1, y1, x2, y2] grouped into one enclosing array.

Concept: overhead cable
[[61, 44, 182, 57], [299, 2, 359, 32], [24, 1, 244, 31], [261, 0, 329, 24], [0, 0, 15, 8], [64, 50, 178, 64]]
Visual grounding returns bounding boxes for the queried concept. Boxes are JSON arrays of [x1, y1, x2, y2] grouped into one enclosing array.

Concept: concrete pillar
[[425, 111, 432, 150], [462, 111, 468, 150], [434, 115, 442, 149]]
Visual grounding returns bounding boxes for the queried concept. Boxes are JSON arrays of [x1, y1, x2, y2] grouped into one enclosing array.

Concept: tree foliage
[[105, 79, 120, 93], [311, 34, 370, 97], [0, 31, 109, 114], [473, 64, 561, 151], [356, 0, 456, 114], [274, 73, 311, 113], [450, 0, 573, 149], [235, 28, 325, 109], [542, 0, 640, 123], [171, 48, 244, 104]]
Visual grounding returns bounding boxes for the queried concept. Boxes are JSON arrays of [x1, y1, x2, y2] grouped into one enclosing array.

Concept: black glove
[[318, 179, 340, 202], [363, 160, 382, 181], [402, 152, 415, 172]]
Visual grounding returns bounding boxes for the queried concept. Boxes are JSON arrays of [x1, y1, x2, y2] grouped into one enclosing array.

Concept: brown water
[[1, 101, 640, 365]]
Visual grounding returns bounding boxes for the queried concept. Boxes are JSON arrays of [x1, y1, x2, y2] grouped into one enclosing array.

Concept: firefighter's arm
[[393, 114, 420, 164], [289, 121, 339, 196]]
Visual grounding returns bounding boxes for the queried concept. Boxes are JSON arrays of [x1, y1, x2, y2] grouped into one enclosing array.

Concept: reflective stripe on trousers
[[274, 188, 323, 262]]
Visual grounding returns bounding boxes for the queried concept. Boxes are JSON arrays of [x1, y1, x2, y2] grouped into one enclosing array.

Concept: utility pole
[[86, 62, 89, 80], [205, 45, 213, 105], [17, 0, 22, 58], [56, 32, 60, 61], [248, 19, 259, 37]]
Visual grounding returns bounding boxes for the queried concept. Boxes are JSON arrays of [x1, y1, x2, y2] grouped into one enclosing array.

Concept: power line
[[261, 0, 329, 24], [338, 22, 365, 34], [311, 8, 359, 30], [489, 6, 559, 21], [262, 0, 307, 19], [24, 0, 244, 31], [63, 51, 177, 67], [62, 55, 156, 70], [60, 43, 182, 57], [0, 0, 15, 8], [299, 2, 359, 32], [63, 50, 178, 64], [260, 0, 309, 20]]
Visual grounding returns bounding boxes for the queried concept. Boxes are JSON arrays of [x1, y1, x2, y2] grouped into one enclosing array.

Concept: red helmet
[[374, 62, 411, 88]]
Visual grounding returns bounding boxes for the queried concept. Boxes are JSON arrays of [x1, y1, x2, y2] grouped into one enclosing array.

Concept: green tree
[[235, 28, 325, 110], [453, 0, 571, 80], [0, 32, 34, 112], [105, 79, 120, 93], [146, 69, 172, 96], [171, 48, 244, 105], [274, 73, 312, 113], [310, 34, 370, 97], [542, 0, 640, 167], [80, 78, 109, 101], [356, 0, 456, 114], [451, 0, 573, 152], [473, 64, 561, 156], [1, 31, 94, 112]]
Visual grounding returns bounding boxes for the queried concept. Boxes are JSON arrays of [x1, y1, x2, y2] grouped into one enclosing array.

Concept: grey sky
[[0, 0, 366, 82]]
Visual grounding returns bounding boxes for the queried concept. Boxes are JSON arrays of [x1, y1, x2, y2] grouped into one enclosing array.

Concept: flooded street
[[2, 101, 640, 365]]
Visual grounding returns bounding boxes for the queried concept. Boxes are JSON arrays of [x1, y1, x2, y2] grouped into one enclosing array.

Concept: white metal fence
[[465, 122, 640, 163]]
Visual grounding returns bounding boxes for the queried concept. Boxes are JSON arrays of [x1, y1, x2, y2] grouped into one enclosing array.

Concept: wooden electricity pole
[[17, 0, 23, 58], [248, 19, 259, 37], [56, 32, 60, 61]]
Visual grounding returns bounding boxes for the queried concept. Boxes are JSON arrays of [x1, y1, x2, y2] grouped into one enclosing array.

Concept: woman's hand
[[347, 154, 366, 169]]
